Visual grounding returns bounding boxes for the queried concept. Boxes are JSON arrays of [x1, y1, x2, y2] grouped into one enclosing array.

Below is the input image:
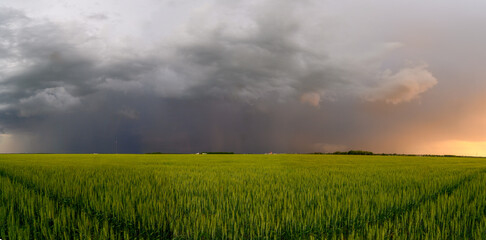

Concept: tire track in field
[[0, 168, 172, 240], [0, 177, 33, 238], [465, 171, 486, 239], [0, 175, 117, 239], [340, 169, 486, 238]]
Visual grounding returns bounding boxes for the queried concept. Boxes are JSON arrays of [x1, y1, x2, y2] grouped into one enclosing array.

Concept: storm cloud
[[0, 0, 484, 155]]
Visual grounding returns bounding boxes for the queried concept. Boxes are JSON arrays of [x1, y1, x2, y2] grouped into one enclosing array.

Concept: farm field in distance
[[0, 154, 486, 239]]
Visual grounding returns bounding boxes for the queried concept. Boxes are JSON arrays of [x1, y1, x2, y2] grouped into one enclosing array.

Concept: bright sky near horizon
[[1, 0, 486, 155]]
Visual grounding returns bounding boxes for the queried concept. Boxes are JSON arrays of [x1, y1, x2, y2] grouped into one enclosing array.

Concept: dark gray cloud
[[3, 0, 483, 154]]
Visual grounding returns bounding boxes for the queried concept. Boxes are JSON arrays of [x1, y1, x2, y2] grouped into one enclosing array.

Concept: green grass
[[0, 154, 485, 239]]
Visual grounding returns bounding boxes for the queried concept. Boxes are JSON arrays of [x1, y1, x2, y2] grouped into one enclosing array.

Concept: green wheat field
[[0, 154, 485, 239]]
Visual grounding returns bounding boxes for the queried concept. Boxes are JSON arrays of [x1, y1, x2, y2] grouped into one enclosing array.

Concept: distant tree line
[[311, 151, 467, 157], [335, 150, 374, 155], [145, 152, 235, 154], [312, 150, 374, 155], [201, 152, 234, 154]]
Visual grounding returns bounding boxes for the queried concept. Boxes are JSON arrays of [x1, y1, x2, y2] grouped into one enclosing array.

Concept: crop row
[[358, 170, 486, 239], [0, 175, 124, 240]]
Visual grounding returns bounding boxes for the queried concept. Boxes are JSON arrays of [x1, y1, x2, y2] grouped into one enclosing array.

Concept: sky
[[0, 0, 486, 155]]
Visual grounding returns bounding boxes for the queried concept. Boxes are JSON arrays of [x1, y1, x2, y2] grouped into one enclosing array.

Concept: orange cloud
[[300, 92, 320, 107], [366, 64, 438, 104]]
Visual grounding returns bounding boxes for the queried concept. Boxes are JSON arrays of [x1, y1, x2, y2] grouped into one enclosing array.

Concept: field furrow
[[310, 169, 482, 238], [0, 175, 122, 240], [0, 168, 167, 240], [366, 169, 481, 224], [356, 170, 486, 239]]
